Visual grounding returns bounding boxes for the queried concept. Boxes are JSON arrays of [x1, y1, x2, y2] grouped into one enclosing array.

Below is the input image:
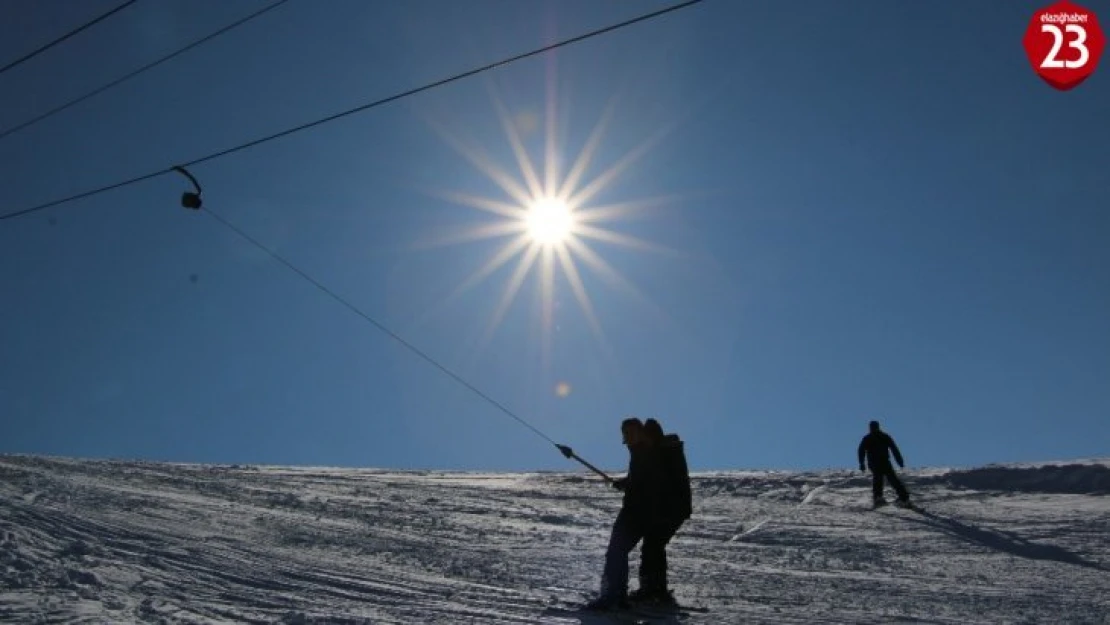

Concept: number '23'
[[1040, 24, 1090, 68]]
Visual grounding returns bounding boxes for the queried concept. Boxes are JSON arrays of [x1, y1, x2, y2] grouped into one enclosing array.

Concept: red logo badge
[[1023, 0, 1104, 90]]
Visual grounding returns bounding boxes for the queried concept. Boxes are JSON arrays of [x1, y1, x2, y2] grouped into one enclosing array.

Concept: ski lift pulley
[[173, 165, 203, 210]]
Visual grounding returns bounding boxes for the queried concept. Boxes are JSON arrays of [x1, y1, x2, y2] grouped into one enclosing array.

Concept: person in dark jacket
[[858, 420, 911, 507], [631, 418, 691, 606], [586, 417, 664, 611]]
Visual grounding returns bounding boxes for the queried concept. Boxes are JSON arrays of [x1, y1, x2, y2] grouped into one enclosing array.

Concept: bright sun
[[417, 78, 674, 370], [525, 197, 574, 245]]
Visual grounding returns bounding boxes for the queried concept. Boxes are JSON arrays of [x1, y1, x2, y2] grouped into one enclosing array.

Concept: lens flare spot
[[555, 381, 572, 398]]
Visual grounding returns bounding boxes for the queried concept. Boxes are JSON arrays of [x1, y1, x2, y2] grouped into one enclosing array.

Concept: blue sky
[[1, 0, 1107, 473]]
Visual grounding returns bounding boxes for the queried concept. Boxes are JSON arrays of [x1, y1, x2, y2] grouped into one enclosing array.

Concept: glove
[[611, 478, 627, 492], [556, 444, 573, 459]]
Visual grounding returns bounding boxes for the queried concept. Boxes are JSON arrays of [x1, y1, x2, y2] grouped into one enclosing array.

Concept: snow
[[1, 455, 1108, 623]]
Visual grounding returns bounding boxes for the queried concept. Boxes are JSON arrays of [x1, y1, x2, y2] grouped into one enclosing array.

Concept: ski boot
[[584, 592, 629, 612], [630, 587, 678, 609]]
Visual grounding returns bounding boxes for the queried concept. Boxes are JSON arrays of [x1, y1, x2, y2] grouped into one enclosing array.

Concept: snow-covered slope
[[1, 455, 1107, 624]]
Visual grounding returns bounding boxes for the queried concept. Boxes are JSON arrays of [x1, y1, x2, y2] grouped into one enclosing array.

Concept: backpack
[[663, 434, 692, 521]]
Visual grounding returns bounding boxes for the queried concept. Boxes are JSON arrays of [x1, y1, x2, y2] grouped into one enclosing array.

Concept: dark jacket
[[658, 434, 692, 522], [858, 431, 904, 470], [617, 442, 664, 522]]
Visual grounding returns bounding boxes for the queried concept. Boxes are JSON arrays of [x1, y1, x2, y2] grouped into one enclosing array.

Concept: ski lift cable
[[0, 0, 706, 222], [1, 0, 709, 477], [0, 0, 141, 76], [202, 205, 605, 478], [0, 0, 293, 141]]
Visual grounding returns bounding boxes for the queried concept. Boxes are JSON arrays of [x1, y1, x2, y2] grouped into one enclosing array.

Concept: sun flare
[[525, 197, 574, 246], [415, 74, 680, 371]]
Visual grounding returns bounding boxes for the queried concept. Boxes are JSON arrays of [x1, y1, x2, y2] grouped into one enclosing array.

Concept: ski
[[542, 585, 709, 619], [543, 606, 706, 623], [541, 605, 658, 624], [633, 601, 710, 615], [869, 500, 924, 513], [545, 599, 708, 620]]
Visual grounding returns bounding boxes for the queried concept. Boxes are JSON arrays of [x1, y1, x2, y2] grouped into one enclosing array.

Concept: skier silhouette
[[586, 417, 664, 611], [857, 420, 911, 507]]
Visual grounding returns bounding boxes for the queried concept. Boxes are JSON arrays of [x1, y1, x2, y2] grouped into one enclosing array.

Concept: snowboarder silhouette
[[857, 420, 911, 508]]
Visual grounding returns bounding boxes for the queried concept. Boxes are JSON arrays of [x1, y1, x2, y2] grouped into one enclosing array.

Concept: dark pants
[[871, 464, 909, 502], [639, 519, 683, 593], [599, 508, 646, 600]]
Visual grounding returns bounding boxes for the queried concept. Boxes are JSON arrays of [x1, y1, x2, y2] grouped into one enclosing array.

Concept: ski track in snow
[[1, 456, 1108, 624]]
